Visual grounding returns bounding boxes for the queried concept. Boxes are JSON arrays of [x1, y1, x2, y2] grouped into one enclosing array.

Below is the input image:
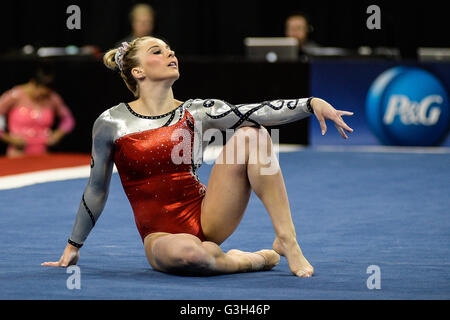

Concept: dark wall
[[1, 0, 449, 55], [0, 0, 448, 154], [0, 56, 310, 154]]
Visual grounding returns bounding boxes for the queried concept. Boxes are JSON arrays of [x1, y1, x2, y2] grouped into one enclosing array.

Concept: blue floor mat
[[0, 149, 449, 299]]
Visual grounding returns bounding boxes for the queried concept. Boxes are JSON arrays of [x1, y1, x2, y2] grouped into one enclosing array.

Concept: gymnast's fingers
[[335, 123, 348, 139], [315, 114, 327, 135], [337, 110, 354, 117], [334, 115, 353, 133], [41, 261, 62, 267]]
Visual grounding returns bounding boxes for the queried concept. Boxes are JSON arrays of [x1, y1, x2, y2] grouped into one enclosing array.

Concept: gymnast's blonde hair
[[103, 36, 152, 98]]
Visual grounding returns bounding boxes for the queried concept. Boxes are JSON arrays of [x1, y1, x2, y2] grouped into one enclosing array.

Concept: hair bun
[[103, 49, 119, 71]]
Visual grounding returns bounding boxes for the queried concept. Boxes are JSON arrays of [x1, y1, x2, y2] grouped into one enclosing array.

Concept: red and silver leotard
[[68, 98, 313, 247]]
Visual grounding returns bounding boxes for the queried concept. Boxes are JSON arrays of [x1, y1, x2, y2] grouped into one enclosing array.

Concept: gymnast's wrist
[[68, 238, 83, 249], [307, 97, 316, 113]]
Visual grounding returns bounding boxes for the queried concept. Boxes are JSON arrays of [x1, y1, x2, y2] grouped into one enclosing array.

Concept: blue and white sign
[[366, 66, 449, 146]]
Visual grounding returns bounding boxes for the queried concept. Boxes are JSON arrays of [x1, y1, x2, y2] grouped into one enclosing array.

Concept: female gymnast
[[0, 68, 75, 157], [42, 37, 353, 277]]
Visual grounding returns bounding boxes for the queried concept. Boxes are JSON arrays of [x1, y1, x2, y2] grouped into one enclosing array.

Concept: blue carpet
[[0, 149, 449, 299]]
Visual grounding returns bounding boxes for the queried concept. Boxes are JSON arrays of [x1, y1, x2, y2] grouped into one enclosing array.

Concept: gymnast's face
[[132, 38, 179, 83]]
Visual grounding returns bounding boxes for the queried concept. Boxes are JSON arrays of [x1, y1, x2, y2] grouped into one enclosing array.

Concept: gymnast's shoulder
[[91, 103, 126, 134]]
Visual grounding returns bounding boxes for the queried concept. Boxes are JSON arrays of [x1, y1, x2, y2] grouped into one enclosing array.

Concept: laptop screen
[[244, 37, 299, 62]]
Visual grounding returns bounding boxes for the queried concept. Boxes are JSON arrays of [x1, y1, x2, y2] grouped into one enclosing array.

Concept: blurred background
[[1, 0, 449, 155]]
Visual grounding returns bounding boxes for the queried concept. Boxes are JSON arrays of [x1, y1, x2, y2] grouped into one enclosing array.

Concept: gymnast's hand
[[41, 243, 80, 268], [310, 98, 354, 139]]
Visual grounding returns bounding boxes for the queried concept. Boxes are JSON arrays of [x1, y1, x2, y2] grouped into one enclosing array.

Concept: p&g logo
[[366, 67, 449, 146]]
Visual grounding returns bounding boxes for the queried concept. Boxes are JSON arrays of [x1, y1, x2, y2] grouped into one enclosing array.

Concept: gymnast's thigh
[[200, 155, 253, 244]]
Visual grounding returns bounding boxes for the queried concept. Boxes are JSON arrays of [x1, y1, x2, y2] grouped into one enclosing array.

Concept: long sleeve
[[186, 98, 314, 133], [68, 112, 115, 247], [185, 98, 313, 165], [51, 92, 75, 133], [0, 88, 19, 137]]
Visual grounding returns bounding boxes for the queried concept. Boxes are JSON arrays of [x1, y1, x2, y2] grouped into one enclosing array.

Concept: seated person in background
[[0, 68, 75, 157], [116, 3, 155, 46], [285, 12, 320, 60]]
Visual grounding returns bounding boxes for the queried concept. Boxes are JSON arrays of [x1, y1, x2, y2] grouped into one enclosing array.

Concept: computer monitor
[[244, 37, 299, 62]]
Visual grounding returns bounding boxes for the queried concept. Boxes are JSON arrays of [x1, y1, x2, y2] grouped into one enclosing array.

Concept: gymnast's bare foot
[[227, 249, 280, 271], [272, 237, 314, 277]]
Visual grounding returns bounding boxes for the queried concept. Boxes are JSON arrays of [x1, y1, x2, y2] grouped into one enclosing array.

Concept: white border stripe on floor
[[0, 165, 91, 190], [0, 166, 119, 190], [1, 144, 448, 190], [0, 144, 304, 190]]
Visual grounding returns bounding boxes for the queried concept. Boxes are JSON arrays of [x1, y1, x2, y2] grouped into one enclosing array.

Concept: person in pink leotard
[[0, 70, 75, 157]]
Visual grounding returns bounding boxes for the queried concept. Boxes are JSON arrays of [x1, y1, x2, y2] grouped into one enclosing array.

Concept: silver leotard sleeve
[[68, 111, 115, 247], [185, 98, 313, 165], [187, 98, 313, 132]]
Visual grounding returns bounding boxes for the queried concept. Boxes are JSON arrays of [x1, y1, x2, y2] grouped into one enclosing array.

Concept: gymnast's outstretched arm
[[187, 97, 353, 138], [42, 112, 116, 267]]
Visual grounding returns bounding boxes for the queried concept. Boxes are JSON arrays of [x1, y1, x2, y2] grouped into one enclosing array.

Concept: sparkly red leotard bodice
[[113, 110, 206, 241]]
